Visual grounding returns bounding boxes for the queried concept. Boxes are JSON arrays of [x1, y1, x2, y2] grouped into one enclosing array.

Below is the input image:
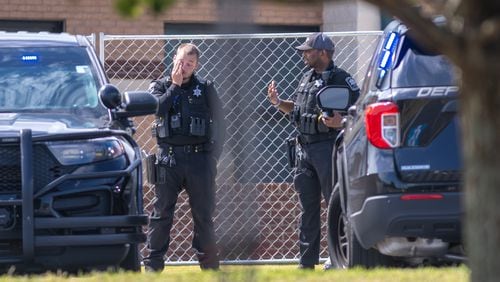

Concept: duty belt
[[162, 143, 212, 153], [298, 132, 337, 145]]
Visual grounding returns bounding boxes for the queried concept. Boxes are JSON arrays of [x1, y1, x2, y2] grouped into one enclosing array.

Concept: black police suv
[[318, 20, 464, 268], [0, 32, 157, 272]]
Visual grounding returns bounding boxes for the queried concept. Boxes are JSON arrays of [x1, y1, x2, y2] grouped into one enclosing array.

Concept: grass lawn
[[0, 264, 469, 282]]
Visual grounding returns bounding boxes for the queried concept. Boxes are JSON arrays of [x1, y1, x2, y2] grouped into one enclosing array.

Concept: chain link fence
[[99, 31, 382, 264]]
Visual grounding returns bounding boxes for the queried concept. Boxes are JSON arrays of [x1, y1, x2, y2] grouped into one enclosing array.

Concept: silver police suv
[[0, 32, 157, 272]]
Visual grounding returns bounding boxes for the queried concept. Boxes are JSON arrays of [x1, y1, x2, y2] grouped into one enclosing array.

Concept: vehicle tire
[[346, 214, 395, 268], [327, 185, 394, 268], [346, 221, 387, 268], [326, 184, 349, 268], [119, 244, 141, 272]]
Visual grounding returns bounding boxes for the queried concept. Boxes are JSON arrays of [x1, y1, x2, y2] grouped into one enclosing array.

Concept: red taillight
[[365, 102, 400, 148], [400, 194, 444, 201]]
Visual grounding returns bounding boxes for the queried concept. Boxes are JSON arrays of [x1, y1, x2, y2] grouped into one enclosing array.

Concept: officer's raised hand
[[267, 81, 294, 114], [321, 111, 343, 129], [171, 58, 184, 86], [267, 80, 280, 105]]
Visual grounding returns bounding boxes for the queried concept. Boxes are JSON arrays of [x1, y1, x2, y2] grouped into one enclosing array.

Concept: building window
[[0, 20, 64, 33]]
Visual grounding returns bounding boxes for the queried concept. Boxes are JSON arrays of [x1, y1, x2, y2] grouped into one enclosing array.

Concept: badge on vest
[[314, 79, 324, 88], [345, 77, 359, 91], [193, 85, 202, 97]]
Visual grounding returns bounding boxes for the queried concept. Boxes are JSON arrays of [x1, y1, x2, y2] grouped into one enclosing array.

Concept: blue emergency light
[[376, 32, 399, 87], [21, 55, 39, 62]]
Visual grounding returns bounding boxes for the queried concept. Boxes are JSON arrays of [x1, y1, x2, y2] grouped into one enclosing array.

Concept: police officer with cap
[[267, 32, 359, 270], [144, 43, 226, 272]]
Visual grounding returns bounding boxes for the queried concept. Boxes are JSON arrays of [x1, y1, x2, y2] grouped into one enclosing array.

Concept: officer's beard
[[304, 58, 318, 70], [303, 58, 313, 68]]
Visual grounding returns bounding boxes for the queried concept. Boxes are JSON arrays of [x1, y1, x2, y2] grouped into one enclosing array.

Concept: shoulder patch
[[345, 76, 359, 91]]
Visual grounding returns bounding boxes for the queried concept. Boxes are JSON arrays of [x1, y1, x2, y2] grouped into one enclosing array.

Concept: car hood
[[0, 112, 108, 135]]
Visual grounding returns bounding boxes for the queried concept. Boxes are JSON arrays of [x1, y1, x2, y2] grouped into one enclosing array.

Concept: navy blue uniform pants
[[293, 139, 335, 266], [144, 146, 219, 270]]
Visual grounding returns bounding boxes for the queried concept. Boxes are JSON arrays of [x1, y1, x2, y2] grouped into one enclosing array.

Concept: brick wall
[[0, 0, 322, 35]]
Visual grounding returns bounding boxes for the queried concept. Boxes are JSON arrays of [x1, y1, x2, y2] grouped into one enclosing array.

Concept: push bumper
[[4, 129, 148, 266], [34, 215, 148, 247]]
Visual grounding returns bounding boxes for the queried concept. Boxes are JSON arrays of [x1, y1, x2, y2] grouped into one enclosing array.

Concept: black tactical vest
[[292, 66, 340, 135], [157, 75, 211, 145]]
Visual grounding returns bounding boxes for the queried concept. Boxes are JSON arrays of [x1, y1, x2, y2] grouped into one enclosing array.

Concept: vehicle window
[[392, 35, 457, 88], [0, 46, 109, 127]]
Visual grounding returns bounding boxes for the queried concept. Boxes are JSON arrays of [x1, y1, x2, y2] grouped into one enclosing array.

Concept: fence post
[[99, 32, 105, 65]]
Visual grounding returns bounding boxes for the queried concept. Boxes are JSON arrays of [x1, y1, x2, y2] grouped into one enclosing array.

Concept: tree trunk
[[460, 45, 500, 282]]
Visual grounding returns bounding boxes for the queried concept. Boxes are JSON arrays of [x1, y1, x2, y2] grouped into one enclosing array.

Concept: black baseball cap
[[295, 32, 335, 51]]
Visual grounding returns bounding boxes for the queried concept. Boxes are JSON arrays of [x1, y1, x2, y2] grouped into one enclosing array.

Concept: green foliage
[[114, 0, 144, 17], [114, 0, 177, 17], [144, 0, 176, 13]]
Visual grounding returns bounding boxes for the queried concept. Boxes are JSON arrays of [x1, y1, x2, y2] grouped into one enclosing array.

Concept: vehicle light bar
[[22, 55, 39, 62], [376, 32, 399, 87]]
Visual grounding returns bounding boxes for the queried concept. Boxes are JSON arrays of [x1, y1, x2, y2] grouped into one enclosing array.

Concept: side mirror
[[99, 84, 122, 109], [99, 84, 158, 118], [316, 86, 351, 116], [121, 91, 158, 117]]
